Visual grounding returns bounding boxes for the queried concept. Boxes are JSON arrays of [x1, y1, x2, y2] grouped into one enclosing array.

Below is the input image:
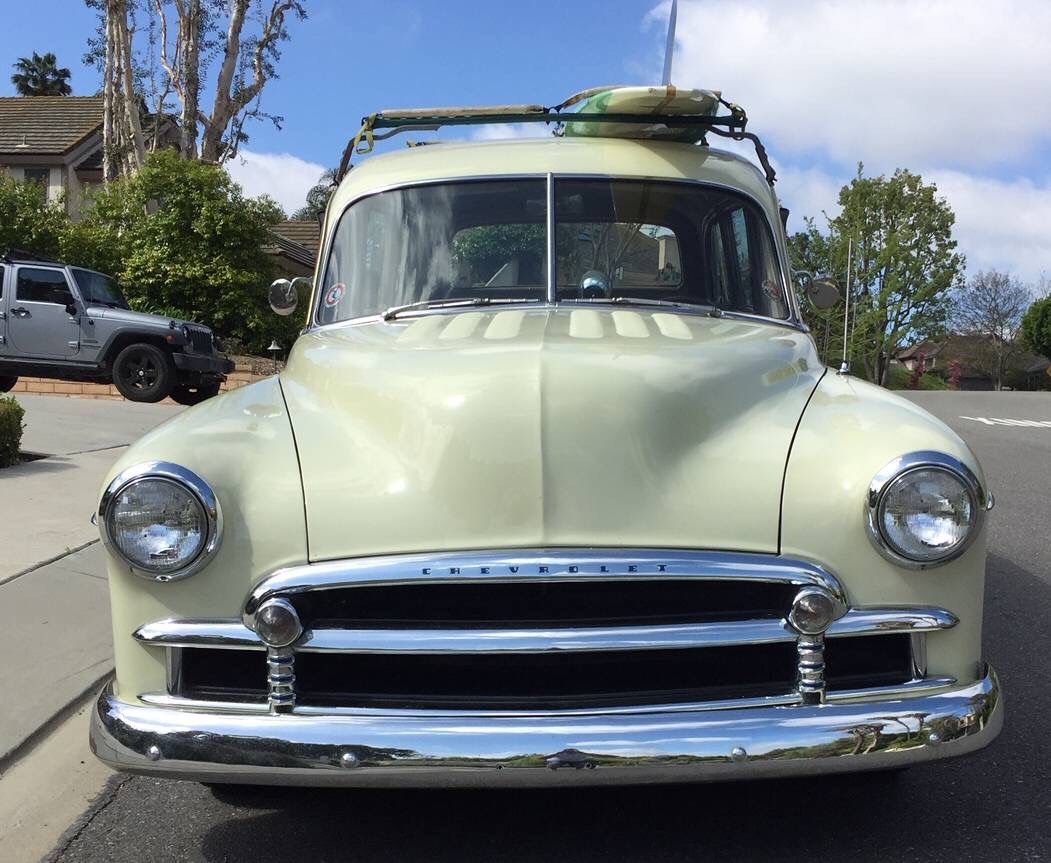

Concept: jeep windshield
[[316, 178, 789, 325], [72, 268, 130, 309]]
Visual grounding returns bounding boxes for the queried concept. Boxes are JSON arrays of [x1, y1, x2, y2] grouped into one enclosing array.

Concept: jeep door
[[7, 266, 80, 359], [0, 264, 9, 356]]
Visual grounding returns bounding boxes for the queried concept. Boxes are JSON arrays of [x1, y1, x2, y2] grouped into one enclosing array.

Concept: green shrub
[[885, 366, 948, 390], [0, 396, 25, 468]]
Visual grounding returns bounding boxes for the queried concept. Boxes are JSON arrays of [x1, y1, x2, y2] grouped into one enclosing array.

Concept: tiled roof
[[0, 96, 104, 156], [263, 231, 316, 268], [272, 220, 321, 254]]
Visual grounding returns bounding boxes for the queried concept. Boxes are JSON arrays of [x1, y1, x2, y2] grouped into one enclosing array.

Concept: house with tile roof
[[0, 96, 106, 218], [265, 219, 321, 277]]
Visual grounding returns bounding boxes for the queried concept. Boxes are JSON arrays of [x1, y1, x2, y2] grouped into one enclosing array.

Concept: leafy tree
[[788, 221, 841, 365], [1020, 296, 1051, 362], [791, 165, 963, 384], [11, 52, 73, 96], [291, 168, 336, 222], [0, 176, 69, 256], [74, 149, 292, 353], [951, 270, 1032, 390], [85, 0, 307, 171]]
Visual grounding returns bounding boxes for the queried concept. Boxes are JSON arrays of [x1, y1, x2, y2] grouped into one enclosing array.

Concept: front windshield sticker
[[324, 283, 346, 307]]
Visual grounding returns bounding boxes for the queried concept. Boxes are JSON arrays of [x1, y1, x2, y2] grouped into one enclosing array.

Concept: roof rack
[[335, 91, 776, 187], [0, 248, 63, 265]]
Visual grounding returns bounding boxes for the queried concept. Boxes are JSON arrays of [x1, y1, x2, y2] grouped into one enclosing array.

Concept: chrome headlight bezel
[[865, 451, 990, 570], [98, 461, 222, 582]]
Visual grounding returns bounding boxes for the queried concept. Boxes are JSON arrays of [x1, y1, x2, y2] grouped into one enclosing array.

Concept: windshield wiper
[[567, 296, 716, 313], [382, 296, 538, 321]]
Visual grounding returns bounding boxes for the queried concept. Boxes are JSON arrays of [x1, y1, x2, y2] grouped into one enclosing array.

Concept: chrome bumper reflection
[[90, 665, 1002, 787]]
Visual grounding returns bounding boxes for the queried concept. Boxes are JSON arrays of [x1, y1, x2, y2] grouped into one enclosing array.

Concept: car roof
[[329, 137, 780, 221]]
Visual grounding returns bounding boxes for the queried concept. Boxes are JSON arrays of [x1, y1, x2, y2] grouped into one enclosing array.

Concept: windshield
[[72, 268, 129, 309], [317, 178, 788, 325]]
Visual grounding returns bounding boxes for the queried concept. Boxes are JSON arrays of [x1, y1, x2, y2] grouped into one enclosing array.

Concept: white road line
[[960, 416, 1051, 428]]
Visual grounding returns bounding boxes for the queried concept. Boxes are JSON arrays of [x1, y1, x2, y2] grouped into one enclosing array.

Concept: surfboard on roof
[[561, 85, 723, 143]]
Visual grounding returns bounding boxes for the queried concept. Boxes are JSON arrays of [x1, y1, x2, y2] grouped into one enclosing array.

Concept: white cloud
[[225, 149, 326, 215], [761, 163, 1051, 284], [652, 0, 1051, 281], [929, 171, 1051, 283], [663, 0, 1051, 170], [470, 123, 554, 142]]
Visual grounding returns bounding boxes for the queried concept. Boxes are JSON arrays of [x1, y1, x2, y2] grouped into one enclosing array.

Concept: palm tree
[[11, 52, 73, 96], [291, 168, 338, 222]]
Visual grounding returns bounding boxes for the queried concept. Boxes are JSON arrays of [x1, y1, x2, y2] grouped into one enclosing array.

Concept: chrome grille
[[136, 549, 958, 714]]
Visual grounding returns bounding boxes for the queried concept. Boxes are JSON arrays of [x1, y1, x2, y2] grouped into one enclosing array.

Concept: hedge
[[0, 395, 25, 468]]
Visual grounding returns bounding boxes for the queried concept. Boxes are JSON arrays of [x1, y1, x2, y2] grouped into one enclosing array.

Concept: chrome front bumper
[[90, 665, 1002, 787]]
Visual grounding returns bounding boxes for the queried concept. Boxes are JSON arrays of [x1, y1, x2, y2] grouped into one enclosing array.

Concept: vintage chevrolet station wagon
[[89, 87, 1002, 786]]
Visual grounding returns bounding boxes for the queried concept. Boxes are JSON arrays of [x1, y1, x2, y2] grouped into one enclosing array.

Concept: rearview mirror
[[795, 272, 841, 310], [270, 277, 309, 316]]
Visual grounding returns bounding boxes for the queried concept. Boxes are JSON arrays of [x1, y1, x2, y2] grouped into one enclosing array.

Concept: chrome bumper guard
[[90, 666, 1002, 787], [94, 550, 1002, 785]]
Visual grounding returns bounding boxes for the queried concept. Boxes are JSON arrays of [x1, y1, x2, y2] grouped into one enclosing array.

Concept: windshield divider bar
[[546, 173, 556, 304]]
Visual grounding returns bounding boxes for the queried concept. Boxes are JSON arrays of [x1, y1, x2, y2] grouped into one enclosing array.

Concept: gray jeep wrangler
[[0, 252, 233, 405]]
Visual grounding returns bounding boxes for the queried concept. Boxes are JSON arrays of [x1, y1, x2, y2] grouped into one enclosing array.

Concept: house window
[[23, 167, 50, 202]]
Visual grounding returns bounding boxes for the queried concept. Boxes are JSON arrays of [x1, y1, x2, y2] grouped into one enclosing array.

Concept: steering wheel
[[578, 270, 611, 299]]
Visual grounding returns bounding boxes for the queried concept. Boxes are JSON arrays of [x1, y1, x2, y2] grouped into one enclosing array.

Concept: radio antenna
[[662, 0, 678, 85], [838, 236, 853, 375]]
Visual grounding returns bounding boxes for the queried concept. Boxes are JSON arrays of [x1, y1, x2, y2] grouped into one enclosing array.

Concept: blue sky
[[4, 1, 1049, 283]]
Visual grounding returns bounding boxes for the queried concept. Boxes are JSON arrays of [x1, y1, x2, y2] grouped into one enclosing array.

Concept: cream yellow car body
[[90, 136, 1001, 785]]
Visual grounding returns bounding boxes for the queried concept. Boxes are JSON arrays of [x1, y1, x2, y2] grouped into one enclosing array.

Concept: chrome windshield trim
[[138, 605, 955, 655], [308, 173, 803, 334], [242, 549, 847, 627], [137, 675, 960, 719]]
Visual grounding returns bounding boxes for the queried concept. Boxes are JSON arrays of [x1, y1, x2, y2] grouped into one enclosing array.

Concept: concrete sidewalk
[[1, 394, 181, 584], [0, 544, 111, 764], [0, 395, 180, 767]]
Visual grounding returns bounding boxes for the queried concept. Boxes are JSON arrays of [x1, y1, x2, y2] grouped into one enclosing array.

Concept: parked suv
[[0, 252, 233, 404]]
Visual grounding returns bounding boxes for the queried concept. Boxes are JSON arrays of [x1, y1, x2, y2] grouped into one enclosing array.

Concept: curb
[[0, 670, 113, 777], [0, 539, 100, 588]]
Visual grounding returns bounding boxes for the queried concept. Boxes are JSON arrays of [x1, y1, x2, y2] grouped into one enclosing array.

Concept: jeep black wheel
[[0, 375, 17, 393], [170, 381, 222, 406], [112, 343, 175, 403]]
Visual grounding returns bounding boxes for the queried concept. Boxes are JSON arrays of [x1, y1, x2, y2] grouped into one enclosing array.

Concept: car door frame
[[0, 264, 9, 356]]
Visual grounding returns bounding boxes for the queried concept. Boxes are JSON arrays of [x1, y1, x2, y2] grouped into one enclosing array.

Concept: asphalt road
[[52, 391, 1051, 863]]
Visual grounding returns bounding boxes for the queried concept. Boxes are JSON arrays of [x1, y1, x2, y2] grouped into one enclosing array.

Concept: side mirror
[[795, 271, 841, 310], [270, 277, 308, 316], [65, 302, 78, 317]]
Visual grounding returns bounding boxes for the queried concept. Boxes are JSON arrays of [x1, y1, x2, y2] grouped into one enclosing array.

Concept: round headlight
[[867, 453, 987, 568], [100, 463, 221, 581]]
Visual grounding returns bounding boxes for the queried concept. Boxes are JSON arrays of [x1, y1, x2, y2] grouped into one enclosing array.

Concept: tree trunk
[[102, 16, 115, 181], [180, 0, 201, 158], [200, 0, 248, 162], [114, 2, 145, 170]]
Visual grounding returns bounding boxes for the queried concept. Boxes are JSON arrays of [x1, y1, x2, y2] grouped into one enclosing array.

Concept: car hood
[[87, 305, 204, 330], [279, 308, 824, 562]]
